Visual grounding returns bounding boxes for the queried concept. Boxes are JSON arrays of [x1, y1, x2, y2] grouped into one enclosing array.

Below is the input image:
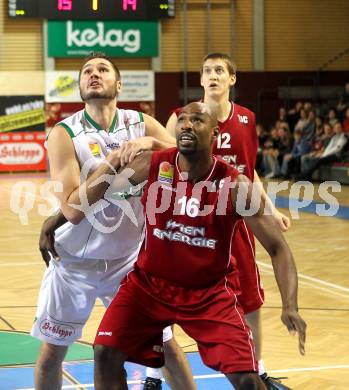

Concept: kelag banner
[[0, 96, 45, 133], [47, 20, 159, 57]]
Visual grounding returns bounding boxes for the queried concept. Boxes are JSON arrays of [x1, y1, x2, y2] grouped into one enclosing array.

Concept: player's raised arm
[[110, 151, 153, 194], [253, 169, 291, 231], [118, 114, 176, 166], [165, 111, 178, 138], [144, 113, 176, 148], [47, 125, 122, 225], [230, 174, 306, 355]]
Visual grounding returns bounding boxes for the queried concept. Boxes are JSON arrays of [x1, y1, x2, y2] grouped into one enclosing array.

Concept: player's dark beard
[[177, 142, 198, 157], [179, 147, 196, 156], [80, 87, 117, 102]]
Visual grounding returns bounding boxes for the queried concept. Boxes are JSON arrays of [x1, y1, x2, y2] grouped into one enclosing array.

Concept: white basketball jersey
[[53, 108, 146, 260]]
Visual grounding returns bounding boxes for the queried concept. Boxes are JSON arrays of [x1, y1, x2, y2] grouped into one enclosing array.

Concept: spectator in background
[[299, 121, 347, 179], [287, 101, 303, 132], [262, 126, 280, 178], [301, 123, 333, 166], [327, 108, 339, 128], [310, 123, 326, 156], [294, 109, 308, 132], [277, 107, 293, 130], [300, 123, 333, 173], [315, 116, 323, 132], [321, 122, 335, 147], [303, 101, 313, 113], [301, 109, 316, 142], [277, 123, 294, 161], [342, 107, 349, 134], [337, 82, 349, 121], [264, 124, 293, 179], [301, 122, 334, 166], [280, 129, 311, 179], [255, 123, 268, 175], [278, 107, 288, 122]]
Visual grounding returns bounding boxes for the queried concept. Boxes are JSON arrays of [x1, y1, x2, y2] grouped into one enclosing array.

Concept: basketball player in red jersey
[[166, 53, 292, 389], [93, 102, 306, 390]]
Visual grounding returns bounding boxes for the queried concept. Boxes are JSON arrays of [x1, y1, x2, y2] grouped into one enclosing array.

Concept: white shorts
[[31, 244, 137, 346], [31, 245, 173, 346]]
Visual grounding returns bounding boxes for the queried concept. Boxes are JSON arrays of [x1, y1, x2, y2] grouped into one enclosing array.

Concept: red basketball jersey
[[212, 102, 258, 269], [213, 102, 257, 180], [174, 102, 258, 260], [138, 148, 241, 287]]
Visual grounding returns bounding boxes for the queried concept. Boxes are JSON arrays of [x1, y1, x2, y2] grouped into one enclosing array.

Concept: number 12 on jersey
[[217, 132, 231, 149]]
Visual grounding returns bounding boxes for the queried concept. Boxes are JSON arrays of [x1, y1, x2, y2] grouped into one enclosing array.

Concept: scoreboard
[[8, 0, 175, 19]]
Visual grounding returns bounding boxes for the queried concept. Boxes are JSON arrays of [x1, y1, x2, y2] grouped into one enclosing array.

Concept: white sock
[[258, 359, 266, 376], [145, 367, 162, 379]]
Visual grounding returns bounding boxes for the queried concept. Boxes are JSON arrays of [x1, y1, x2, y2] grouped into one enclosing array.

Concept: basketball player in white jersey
[[32, 52, 196, 390]]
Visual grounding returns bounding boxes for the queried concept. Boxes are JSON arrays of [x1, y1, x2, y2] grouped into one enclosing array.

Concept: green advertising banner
[[47, 20, 159, 57]]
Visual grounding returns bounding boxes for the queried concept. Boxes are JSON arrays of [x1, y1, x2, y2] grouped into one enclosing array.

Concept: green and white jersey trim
[[54, 108, 146, 261]]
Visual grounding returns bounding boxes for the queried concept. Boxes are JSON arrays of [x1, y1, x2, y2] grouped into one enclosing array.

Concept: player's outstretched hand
[[39, 215, 60, 267], [281, 309, 307, 355], [118, 137, 154, 167], [273, 209, 291, 232]]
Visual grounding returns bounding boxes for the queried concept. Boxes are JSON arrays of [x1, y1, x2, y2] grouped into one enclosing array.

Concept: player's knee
[[37, 343, 67, 369], [94, 344, 125, 369]]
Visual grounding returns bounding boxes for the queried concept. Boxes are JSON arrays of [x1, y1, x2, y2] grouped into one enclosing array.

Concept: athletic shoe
[[260, 373, 292, 390], [142, 377, 162, 389]]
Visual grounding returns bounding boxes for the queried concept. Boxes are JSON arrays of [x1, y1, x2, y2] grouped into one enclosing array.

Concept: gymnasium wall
[[265, 0, 349, 71], [0, 0, 348, 117]]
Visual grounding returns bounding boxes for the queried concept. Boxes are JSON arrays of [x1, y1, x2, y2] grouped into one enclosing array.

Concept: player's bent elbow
[[61, 207, 84, 225]]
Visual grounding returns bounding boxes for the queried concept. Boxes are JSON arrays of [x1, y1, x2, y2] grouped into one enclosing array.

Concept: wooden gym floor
[[0, 172, 348, 389]]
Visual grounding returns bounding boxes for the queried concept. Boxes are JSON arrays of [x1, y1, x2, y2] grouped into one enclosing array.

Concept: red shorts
[[94, 268, 258, 374], [232, 221, 264, 314]]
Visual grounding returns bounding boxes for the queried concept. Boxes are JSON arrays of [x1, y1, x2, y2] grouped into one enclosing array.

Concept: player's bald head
[[179, 102, 218, 127]]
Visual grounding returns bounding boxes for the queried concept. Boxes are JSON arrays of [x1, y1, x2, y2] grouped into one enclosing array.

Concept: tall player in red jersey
[[166, 53, 292, 389], [93, 102, 306, 390]]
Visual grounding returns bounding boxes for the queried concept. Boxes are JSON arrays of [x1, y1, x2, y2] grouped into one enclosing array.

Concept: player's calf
[[226, 372, 267, 389], [94, 344, 127, 390]]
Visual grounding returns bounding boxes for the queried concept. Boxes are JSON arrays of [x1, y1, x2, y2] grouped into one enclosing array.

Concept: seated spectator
[[299, 122, 347, 180], [302, 109, 316, 142], [342, 107, 349, 134], [327, 108, 339, 128], [277, 123, 294, 161], [264, 124, 293, 179], [315, 116, 323, 131], [320, 122, 334, 149], [255, 123, 268, 174], [287, 101, 303, 132], [280, 129, 311, 179], [303, 101, 313, 112], [294, 108, 308, 132], [278, 107, 288, 122], [299, 124, 329, 177], [310, 123, 325, 155], [262, 126, 280, 178], [336, 82, 349, 121], [277, 107, 293, 130]]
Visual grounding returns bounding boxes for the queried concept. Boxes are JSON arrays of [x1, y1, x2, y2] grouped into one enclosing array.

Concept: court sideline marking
[[258, 261, 349, 297], [14, 364, 349, 390]]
